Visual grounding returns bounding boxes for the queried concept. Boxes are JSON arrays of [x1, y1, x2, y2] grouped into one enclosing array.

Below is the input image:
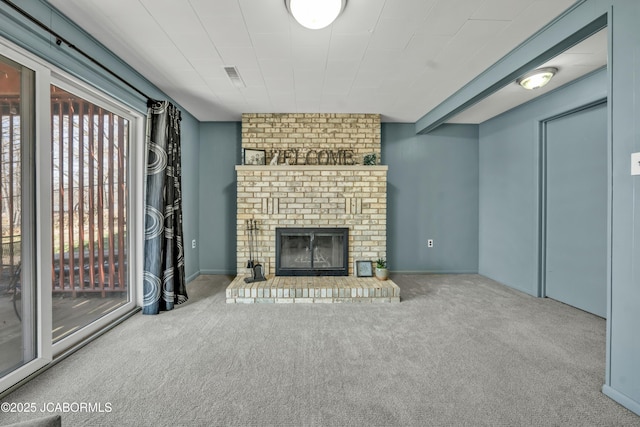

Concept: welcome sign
[[266, 149, 357, 165]]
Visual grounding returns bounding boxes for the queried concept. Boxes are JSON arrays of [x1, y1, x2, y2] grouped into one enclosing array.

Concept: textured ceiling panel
[[48, 0, 583, 122]]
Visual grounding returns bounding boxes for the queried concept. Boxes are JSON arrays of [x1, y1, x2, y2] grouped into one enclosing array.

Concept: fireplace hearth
[[276, 228, 348, 276]]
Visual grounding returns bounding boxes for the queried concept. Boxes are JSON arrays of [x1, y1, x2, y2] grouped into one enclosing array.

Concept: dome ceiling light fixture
[[517, 67, 558, 90], [285, 0, 347, 30]]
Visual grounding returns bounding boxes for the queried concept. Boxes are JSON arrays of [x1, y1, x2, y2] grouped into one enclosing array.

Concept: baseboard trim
[[186, 271, 200, 283], [199, 269, 237, 275], [391, 270, 479, 275], [196, 270, 478, 276], [602, 385, 640, 416]]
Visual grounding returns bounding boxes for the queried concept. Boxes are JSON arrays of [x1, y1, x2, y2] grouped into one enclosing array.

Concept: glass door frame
[[0, 36, 143, 394], [0, 38, 53, 393], [49, 72, 142, 356]]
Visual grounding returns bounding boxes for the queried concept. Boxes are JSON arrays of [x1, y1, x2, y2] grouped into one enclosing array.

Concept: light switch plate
[[632, 152, 640, 176]]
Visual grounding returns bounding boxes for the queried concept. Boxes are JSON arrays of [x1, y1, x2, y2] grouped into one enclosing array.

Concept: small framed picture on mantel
[[243, 148, 266, 165], [355, 260, 373, 277]]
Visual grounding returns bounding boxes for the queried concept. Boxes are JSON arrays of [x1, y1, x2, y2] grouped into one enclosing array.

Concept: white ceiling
[[448, 28, 607, 123], [46, 0, 590, 123]]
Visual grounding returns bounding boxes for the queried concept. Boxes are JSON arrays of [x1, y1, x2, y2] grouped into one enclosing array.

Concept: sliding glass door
[[50, 84, 131, 344], [0, 54, 37, 379], [0, 38, 141, 394]]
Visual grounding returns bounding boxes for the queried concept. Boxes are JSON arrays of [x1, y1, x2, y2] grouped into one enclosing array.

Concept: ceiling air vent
[[224, 66, 246, 88]]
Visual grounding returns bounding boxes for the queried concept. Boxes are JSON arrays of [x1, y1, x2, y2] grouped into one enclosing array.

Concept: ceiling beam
[[415, 0, 607, 134]]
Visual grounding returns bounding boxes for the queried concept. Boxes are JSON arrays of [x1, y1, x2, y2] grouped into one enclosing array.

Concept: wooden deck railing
[[1, 99, 22, 292], [2, 91, 128, 297], [50, 92, 128, 297]]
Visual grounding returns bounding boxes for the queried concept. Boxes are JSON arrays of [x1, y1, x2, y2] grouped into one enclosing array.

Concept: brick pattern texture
[[236, 166, 387, 275], [237, 113, 386, 277], [242, 113, 381, 165]]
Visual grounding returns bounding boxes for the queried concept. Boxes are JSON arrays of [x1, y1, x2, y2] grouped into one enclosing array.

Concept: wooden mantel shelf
[[236, 165, 388, 171]]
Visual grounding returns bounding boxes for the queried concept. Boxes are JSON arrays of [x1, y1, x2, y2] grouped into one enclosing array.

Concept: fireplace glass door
[[276, 228, 348, 276]]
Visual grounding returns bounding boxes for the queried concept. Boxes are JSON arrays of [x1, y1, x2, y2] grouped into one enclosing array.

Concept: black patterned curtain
[[143, 101, 187, 315]]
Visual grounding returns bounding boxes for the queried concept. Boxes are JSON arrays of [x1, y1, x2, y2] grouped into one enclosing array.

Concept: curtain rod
[[1, 0, 158, 106]]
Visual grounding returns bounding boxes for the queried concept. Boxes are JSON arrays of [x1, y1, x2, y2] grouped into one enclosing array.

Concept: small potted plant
[[375, 258, 389, 281]]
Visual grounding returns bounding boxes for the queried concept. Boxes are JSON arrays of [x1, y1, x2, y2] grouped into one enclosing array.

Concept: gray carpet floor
[[1, 274, 639, 427]]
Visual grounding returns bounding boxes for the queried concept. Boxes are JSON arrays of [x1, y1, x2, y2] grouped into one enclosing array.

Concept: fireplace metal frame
[[275, 227, 349, 276]]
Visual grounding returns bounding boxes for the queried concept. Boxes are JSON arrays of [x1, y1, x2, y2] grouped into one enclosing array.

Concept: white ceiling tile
[[434, 19, 510, 69], [560, 53, 607, 68], [472, 0, 530, 21], [331, 0, 386, 34], [235, 67, 265, 87], [452, 18, 512, 44], [241, 86, 270, 102], [294, 103, 319, 113], [264, 79, 294, 92], [292, 54, 328, 69], [139, 0, 200, 30], [240, 0, 291, 34], [171, 36, 219, 62], [291, 25, 332, 46], [325, 60, 360, 81], [403, 33, 450, 60], [189, 0, 243, 16], [292, 37, 330, 66], [270, 96, 296, 108], [352, 70, 386, 89], [420, 0, 482, 36], [369, 18, 415, 50], [508, 0, 576, 42], [217, 47, 260, 69], [381, 0, 438, 22], [322, 79, 353, 95], [259, 59, 294, 81], [190, 57, 226, 72], [84, 0, 151, 19], [347, 87, 379, 105], [294, 68, 325, 85], [49, 0, 594, 122], [251, 33, 292, 60], [361, 49, 403, 69], [328, 34, 370, 61], [203, 78, 238, 95], [294, 84, 322, 99], [201, 16, 253, 49], [201, 65, 235, 82], [167, 69, 207, 86]]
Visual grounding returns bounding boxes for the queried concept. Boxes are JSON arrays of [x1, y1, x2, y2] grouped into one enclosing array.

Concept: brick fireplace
[[230, 113, 398, 303], [236, 112, 387, 276]]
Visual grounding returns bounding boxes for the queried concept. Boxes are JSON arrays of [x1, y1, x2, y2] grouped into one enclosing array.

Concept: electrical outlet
[[427, 239, 434, 248], [632, 152, 640, 176], [192, 239, 197, 249]]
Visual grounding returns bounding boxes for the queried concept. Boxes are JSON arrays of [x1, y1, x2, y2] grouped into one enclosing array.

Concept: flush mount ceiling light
[[285, 0, 346, 30], [517, 67, 558, 90]]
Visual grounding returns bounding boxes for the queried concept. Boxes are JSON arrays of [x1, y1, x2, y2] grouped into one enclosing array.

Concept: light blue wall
[[180, 113, 201, 281], [0, 0, 202, 281], [197, 122, 480, 275], [198, 122, 242, 274], [478, 70, 607, 295], [544, 103, 608, 317], [441, 0, 640, 414], [607, 0, 640, 410], [383, 123, 478, 273]]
